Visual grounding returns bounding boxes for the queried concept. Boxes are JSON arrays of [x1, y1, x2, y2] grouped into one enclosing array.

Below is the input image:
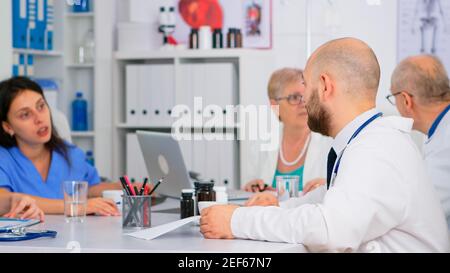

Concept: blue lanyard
[[333, 112, 383, 178], [428, 104, 450, 139]]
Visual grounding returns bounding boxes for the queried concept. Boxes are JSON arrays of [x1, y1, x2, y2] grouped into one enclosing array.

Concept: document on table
[[127, 216, 200, 240]]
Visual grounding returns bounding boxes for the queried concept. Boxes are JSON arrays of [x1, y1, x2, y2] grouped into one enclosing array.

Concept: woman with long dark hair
[[0, 77, 135, 216]]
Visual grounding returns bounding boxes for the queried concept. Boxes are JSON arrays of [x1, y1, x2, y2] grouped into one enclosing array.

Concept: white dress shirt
[[231, 109, 450, 252], [423, 106, 450, 230]]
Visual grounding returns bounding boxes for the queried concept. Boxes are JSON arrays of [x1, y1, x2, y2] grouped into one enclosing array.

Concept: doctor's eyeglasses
[[274, 94, 304, 105], [386, 91, 414, 106]]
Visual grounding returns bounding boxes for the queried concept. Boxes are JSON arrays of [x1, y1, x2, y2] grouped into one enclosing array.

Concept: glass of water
[[276, 176, 300, 202], [63, 181, 88, 223]]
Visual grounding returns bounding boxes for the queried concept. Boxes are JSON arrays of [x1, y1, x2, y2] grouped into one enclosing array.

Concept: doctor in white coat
[[390, 54, 450, 229], [199, 38, 449, 252], [242, 68, 332, 194]]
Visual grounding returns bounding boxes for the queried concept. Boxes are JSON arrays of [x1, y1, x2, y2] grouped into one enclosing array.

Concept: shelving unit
[[62, 1, 96, 163], [112, 48, 275, 188], [1, 0, 115, 179], [12, 48, 64, 57]]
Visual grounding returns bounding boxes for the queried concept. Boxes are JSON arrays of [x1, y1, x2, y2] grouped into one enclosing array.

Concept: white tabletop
[[0, 198, 306, 253]]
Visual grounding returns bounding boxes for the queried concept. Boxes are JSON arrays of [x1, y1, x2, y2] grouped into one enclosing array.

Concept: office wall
[[0, 0, 12, 80], [273, 0, 425, 146], [273, 0, 399, 115]]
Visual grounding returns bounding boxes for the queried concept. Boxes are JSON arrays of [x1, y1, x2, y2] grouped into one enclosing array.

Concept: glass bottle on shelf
[[76, 29, 95, 64]]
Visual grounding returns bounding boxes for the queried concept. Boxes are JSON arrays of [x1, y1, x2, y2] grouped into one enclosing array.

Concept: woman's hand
[[245, 192, 279, 207], [4, 193, 45, 221], [243, 179, 275, 193], [87, 198, 120, 216], [303, 178, 326, 195]]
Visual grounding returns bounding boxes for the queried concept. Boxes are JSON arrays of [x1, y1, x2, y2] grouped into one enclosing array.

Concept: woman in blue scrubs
[[0, 192, 44, 220], [0, 77, 137, 216]]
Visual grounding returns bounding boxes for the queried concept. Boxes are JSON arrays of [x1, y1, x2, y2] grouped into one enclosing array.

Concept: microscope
[[158, 6, 177, 47]]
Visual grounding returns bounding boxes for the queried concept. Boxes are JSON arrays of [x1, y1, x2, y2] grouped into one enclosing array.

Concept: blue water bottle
[[86, 150, 95, 166], [72, 0, 90, 13], [72, 91, 88, 131]]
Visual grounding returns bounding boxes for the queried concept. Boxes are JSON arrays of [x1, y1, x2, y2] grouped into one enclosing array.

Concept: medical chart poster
[[398, 0, 450, 71]]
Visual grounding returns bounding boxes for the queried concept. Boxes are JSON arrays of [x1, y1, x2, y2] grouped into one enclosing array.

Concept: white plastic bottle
[[214, 186, 228, 205]]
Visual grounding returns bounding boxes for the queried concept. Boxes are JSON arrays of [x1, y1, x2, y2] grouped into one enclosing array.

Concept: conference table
[[0, 198, 307, 253]]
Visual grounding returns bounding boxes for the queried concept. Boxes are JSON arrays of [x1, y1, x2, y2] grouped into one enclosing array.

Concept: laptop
[[136, 131, 253, 201]]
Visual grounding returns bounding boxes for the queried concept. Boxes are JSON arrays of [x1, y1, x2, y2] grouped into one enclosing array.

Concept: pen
[[124, 175, 136, 196], [139, 178, 149, 196], [119, 177, 131, 196], [148, 177, 164, 196]]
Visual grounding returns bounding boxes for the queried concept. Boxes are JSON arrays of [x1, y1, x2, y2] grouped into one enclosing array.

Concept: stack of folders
[[12, 0, 54, 77], [12, 53, 33, 77], [12, 0, 54, 50]]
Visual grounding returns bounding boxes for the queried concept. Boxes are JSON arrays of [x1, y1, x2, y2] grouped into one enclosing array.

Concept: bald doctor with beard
[[198, 38, 449, 253]]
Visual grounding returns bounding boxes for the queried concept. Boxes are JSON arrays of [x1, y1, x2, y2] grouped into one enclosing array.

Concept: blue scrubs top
[[0, 144, 100, 199]]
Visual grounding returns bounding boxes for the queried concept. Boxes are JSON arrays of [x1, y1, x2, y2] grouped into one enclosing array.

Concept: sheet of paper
[[127, 216, 200, 241]]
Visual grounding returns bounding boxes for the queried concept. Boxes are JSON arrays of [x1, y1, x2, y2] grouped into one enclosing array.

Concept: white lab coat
[[241, 124, 333, 187], [231, 109, 449, 253], [423, 110, 450, 230]]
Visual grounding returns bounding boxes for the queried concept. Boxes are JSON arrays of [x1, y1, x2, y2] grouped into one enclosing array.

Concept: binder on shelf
[[45, 0, 54, 50], [178, 136, 193, 173], [26, 54, 34, 76], [34, 0, 46, 50], [18, 54, 26, 76], [218, 133, 238, 188], [204, 134, 221, 185], [192, 134, 207, 181], [175, 64, 194, 125], [150, 64, 175, 127], [12, 0, 29, 49], [139, 65, 153, 126], [27, 0, 37, 49], [158, 64, 175, 127], [125, 65, 140, 125], [12, 53, 20, 76]]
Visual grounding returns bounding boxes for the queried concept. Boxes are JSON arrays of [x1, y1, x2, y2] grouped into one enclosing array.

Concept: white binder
[[126, 65, 140, 125]]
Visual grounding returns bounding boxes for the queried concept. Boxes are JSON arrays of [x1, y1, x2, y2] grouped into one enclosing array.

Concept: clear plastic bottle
[[214, 186, 228, 204], [72, 91, 88, 131], [83, 29, 95, 64]]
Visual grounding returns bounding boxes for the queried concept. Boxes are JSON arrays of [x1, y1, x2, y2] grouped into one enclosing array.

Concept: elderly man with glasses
[[389, 54, 450, 230]]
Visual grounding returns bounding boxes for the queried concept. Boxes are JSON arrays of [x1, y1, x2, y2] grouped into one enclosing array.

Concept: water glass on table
[[63, 181, 88, 223], [276, 176, 300, 202]]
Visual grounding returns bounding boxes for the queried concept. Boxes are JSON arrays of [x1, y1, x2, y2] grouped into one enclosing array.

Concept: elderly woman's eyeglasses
[[274, 94, 304, 105]]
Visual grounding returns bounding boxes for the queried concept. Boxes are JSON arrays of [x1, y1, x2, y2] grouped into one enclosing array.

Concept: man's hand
[[245, 192, 279, 207], [4, 194, 45, 221], [303, 178, 326, 194], [200, 205, 240, 239], [87, 198, 120, 216]]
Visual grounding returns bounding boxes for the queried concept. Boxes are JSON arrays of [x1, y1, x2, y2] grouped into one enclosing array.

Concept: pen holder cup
[[122, 196, 152, 230]]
